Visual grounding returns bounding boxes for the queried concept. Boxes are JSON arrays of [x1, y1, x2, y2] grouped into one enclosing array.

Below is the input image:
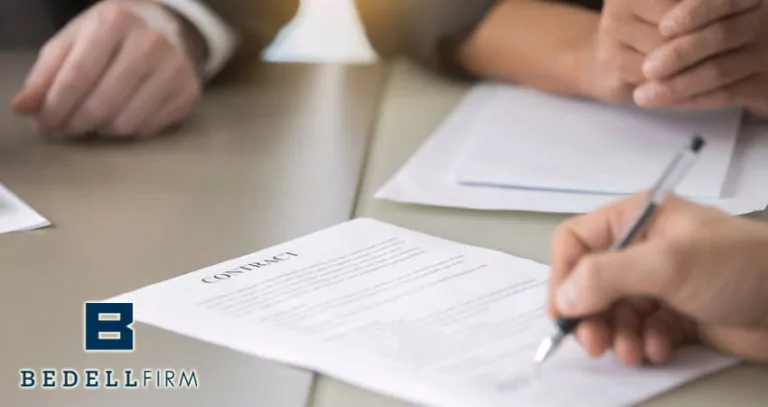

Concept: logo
[[84, 302, 135, 352], [19, 302, 199, 390]]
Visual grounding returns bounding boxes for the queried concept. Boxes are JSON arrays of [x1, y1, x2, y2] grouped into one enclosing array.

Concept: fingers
[[642, 307, 690, 364], [65, 29, 170, 136], [660, 0, 761, 37], [632, 0, 680, 25], [11, 34, 74, 116], [36, 8, 131, 135], [548, 194, 649, 319], [554, 241, 676, 318], [653, 74, 756, 111], [601, 15, 666, 55], [576, 315, 612, 358], [135, 80, 200, 137], [98, 59, 176, 137], [612, 303, 644, 366], [643, 11, 761, 80], [635, 50, 757, 106]]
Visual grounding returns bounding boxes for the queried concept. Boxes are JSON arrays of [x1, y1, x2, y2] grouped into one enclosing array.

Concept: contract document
[[0, 183, 50, 234], [111, 219, 737, 407]]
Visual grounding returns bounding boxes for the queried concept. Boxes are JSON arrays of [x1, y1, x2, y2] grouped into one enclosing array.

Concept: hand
[[11, 0, 204, 140], [548, 193, 768, 366], [634, 0, 768, 116], [579, 0, 677, 103]]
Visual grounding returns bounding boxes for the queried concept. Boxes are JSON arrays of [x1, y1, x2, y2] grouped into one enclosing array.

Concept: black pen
[[533, 135, 706, 366]]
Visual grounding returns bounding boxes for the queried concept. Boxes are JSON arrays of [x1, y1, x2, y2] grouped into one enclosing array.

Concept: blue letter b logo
[[84, 303, 134, 352]]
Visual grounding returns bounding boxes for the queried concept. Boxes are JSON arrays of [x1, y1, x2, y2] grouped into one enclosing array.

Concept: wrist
[[160, 4, 208, 67], [744, 219, 768, 327], [571, 34, 602, 101]]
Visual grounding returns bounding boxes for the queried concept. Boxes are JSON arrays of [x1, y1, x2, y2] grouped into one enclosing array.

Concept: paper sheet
[[376, 85, 768, 215], [0, 184, 50, 234], [110, 219, 737, 407], [452, 86, 742, 198]]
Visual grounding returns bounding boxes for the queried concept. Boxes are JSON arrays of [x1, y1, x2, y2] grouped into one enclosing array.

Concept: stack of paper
[[0, 184, 50, 234], [111, 219, 738, 407], [377, 84, 768, 214]]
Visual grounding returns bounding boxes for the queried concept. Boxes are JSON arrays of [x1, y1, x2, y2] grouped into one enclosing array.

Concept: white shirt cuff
[[158, 0, 238, 80]]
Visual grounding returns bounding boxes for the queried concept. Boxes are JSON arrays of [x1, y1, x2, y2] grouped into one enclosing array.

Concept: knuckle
[[170, 56, 192, 77], [708, 23, 729, 46], [98, 2, 131, 27], [743, 12, 762, 41], [59, 68, 92, 90], [705, 61, 728, 83], [672, 212, 706, 238], [188, 80, 202, 101], [142, 30, 169, 52], [80, 101, 108, 124], [38, 41, 58, 58], [666, 44, 688, 67], [600, 81, 632, 104], [598, 17, 619, 38]]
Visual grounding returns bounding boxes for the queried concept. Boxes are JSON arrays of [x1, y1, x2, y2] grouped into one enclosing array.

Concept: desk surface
[[310, 60, 768, 407], [0, 53, 384, 407]]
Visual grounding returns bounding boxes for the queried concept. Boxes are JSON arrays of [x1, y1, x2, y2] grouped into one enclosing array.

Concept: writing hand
[[548, 194, 768, 366]]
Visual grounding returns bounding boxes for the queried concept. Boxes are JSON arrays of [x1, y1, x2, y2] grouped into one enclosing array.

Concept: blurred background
[[262, 0, 377, 63]]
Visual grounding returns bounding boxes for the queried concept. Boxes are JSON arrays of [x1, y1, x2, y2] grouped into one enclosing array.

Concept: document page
[[453, 85, 742, 198], [375, 85, 768, 215], [0, 184, 50, 234], [111, 219, 737, 407]]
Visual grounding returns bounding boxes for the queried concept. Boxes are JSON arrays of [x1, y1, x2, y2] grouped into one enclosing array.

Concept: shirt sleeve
[[158, 0, 238, 80]]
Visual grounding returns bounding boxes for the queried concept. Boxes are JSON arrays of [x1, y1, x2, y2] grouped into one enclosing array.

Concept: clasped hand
[[586, 0, 768, 116]]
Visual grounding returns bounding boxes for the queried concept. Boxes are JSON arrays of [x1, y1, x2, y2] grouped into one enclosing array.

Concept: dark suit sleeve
[[354, 0, 496, 79], [203, 0, 299, 79]]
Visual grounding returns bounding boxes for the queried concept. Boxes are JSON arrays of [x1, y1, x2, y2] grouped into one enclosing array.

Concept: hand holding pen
[[535, 136, 714, 366]]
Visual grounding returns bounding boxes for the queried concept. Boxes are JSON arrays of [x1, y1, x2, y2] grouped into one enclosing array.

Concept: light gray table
[[311, 60, 768, 407], [0, 53, 384, 407]]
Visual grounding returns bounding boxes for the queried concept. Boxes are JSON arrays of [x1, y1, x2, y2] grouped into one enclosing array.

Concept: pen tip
[[534, 337, 555, 365], [690, 135, 705, 153]]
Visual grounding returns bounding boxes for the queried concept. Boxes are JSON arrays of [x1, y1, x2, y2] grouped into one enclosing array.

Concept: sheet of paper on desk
[[0, 184, 50, 234], [110, 219, 737, 407], [452, 86, 742, 198], [376, 85, 768, 214]]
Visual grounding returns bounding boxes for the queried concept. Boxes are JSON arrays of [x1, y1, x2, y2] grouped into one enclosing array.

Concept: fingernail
[[633, 83, 662, 106], [556, 280, 578, 312], [659, 16, 678, 37]]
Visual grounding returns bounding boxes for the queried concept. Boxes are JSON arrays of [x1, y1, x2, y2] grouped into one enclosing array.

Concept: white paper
[[0, 184, 50, 234], [110, 219, 737, 407], [453, 86, 742, 198], [376, 85, 768, 215]]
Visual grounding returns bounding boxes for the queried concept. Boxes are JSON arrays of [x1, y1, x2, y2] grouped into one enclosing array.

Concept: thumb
[[555, 242, 675, 317], [12, 33, 74, 115], [11, 87, 46, 115]]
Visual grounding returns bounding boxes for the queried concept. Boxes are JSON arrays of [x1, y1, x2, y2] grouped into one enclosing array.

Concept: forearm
[[457, 0, 599, 96]]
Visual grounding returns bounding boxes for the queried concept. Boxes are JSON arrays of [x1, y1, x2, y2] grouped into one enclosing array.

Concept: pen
[[533, 135, 706, 366]]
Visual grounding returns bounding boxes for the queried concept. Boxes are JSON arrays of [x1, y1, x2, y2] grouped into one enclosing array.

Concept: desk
[[310, 60, 768, 407], [0, 52, 385, 407]]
